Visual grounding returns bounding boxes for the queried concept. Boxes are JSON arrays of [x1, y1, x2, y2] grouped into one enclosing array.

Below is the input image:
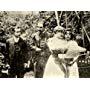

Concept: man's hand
[[31, 46, 41, 52], [24, 63, 28, 68], [36, 47, 41, 52], [24, 61, 31, 68]]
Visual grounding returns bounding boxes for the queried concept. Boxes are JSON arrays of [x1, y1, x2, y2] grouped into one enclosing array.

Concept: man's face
[[14, 28, 21, 38], [21, 32, 28, 40]]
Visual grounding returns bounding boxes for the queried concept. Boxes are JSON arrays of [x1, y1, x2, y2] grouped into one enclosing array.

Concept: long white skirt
[[43, 55, 79, 78]]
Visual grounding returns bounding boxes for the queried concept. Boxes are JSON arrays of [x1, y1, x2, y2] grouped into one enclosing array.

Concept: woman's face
[[65, 31, 71, 41], [56, 31, 64, 39]]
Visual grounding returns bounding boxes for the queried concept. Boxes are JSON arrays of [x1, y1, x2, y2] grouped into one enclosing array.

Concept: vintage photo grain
[[0, 11, 89, 78]]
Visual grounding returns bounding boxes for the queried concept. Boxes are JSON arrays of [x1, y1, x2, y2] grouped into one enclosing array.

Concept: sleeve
[[47, 38, 61, 55], [65, 41, 86, 58], [27, 36, 41, 52], [6, 40, 10, 64], [23, 41, 29, 63], [68, 41, 86, 52]]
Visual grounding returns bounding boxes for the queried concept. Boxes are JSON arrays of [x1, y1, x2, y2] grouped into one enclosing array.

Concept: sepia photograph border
[[0, 0, 90, 90]]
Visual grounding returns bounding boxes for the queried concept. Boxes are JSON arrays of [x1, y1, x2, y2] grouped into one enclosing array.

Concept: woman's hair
[[64, 31, 75, 40]]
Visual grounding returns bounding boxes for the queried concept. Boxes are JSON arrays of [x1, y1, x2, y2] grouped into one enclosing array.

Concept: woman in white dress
[[43, 26, 86, 78]]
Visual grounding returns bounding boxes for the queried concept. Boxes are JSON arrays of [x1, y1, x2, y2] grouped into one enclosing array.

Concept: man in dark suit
[[6, 27, 28, 78], [31, 22, 50, 78]]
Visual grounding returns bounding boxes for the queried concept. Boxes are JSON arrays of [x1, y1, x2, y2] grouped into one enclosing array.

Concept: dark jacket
[[6, 36, 28, 67]]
